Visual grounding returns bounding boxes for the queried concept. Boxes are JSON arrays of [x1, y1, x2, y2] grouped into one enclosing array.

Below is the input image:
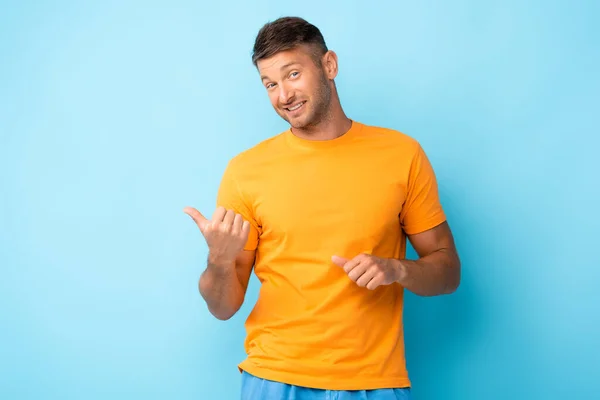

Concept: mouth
[[284, 101, 306, 113]]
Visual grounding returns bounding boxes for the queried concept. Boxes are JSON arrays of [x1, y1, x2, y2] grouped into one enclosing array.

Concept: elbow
[[445, 260, 461, 294], [445, 277, 460, 294], [198, 278, 242, 321], [210, 299, 243, 320], [205, 300, 241, 321], [212, 309, 237, 321]]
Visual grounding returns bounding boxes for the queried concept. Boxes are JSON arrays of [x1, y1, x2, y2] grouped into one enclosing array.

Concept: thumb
[[183, 206, 208, 231], [331, 255, 349, 267]]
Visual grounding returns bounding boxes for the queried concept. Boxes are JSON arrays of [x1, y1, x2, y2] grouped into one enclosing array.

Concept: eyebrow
[[261, 62, 301, 81]]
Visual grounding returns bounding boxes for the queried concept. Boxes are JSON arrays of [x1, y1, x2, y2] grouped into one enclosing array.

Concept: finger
[[346, 253, 370, 272], [366, 274, 383, 290], [331, 255, 349, 267], [344, 258, 363, 274], [347, 260, 371, 282], [211, 206, 227, 222], [241, 220, 251, 238], [183, 207, 208, 230], [356, 263, 381, 287], [222, 209, 236, 229], [356, 266, 378, 288], [232, 213, 244, 234]]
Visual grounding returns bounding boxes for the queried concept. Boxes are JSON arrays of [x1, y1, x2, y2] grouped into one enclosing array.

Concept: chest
[[252, 153, 407, 247]]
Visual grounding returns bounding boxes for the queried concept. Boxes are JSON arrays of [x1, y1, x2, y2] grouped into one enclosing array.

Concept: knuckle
[[218, 224, 229, 233]]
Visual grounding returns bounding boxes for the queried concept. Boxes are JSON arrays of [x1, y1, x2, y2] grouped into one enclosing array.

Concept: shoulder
[[225, 130, 286, 170], [358, 122, 422, 153]]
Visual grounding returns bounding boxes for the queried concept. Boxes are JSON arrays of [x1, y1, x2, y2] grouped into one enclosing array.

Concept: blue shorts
[[241, 371, 412, 400]]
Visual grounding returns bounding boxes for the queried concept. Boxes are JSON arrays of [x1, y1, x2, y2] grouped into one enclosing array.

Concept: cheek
[[303, 80, 320, 101], [267, 92, 279, 107]]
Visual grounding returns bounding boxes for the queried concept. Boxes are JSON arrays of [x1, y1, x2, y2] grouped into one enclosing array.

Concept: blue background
[[1, 1, 598, 399]]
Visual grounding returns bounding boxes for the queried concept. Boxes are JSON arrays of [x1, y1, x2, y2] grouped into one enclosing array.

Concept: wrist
[[207, 252, 235, 270], [206, 249, 235, 266], [393, 258, 408, 284]]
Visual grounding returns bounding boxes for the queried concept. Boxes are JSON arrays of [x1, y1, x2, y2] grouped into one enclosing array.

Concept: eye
[[265, 82, 276, 90], [289, 71, 300, 78]]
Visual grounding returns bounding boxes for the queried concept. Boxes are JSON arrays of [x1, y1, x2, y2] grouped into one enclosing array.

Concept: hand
[[331, 253, 404, 290], [184, 206, 251, 265]]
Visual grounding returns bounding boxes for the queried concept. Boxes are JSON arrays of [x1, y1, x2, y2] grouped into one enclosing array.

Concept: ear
[[321, 50, 339, 80]]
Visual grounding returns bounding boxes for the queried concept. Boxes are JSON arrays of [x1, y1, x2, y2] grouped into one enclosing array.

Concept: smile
[[285, 101, 306, 112]]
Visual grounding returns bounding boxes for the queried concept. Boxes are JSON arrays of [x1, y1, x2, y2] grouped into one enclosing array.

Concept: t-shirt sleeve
[[399, 143, 447, 235], [215, 159, 260, 251]]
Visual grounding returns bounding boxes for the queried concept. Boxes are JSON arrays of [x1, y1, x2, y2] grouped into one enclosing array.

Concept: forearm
[[395, 248, 460, 296], [198, 260, 245, 320]]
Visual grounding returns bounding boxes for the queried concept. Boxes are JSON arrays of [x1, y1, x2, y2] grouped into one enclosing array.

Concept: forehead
[[257, 45, 316, 76]]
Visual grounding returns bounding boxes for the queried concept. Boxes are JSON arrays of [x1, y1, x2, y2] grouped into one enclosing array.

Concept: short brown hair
[[252, 17, 328, 66]]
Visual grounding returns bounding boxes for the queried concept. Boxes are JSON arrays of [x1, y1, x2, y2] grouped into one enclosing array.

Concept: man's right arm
[[198, 249, 256, 320], [183, 206, 255, 321]]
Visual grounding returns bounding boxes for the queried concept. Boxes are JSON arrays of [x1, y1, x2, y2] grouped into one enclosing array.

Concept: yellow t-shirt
[[216, 121, 446, 390]]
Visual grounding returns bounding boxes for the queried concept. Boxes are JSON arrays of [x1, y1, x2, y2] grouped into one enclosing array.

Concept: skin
[[258, 44, 352, 141], [183, 206, 254, 320], [331, 221, 460, 296], [184, 44, 460, 320]]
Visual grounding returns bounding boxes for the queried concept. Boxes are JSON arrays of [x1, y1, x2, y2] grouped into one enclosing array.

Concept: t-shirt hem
[[238, 362, 411, 391]]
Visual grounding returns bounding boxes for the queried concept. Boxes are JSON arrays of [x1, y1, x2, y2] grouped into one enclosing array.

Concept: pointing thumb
[[331, 255, 349, 267], [183, 206, 208, 231]]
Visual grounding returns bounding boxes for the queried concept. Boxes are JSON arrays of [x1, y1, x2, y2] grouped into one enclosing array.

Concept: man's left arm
[[331, 221, 460, 296], [332, 141, 460, 295], [396, 220, 460, 296]]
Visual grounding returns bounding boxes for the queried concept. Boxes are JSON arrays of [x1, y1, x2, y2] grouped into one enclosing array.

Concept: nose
[[278, 83, 294, 105]]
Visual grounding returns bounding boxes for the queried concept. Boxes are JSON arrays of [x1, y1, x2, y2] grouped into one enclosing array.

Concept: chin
[[289, 120, 308, 129], [289, 115, 317, 130], [277, 108, 315, 130]]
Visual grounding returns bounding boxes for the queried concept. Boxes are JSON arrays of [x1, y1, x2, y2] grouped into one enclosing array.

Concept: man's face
[[257, 45, 332, 129]]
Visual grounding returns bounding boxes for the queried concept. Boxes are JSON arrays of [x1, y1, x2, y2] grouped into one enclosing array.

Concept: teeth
[[288, 102, 304, 111]]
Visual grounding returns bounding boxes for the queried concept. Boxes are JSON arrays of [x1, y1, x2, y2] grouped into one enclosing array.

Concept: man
[[184, 16, 460, 400]]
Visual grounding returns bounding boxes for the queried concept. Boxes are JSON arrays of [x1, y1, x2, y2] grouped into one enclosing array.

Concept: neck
[[291, 99, 352, 141]]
